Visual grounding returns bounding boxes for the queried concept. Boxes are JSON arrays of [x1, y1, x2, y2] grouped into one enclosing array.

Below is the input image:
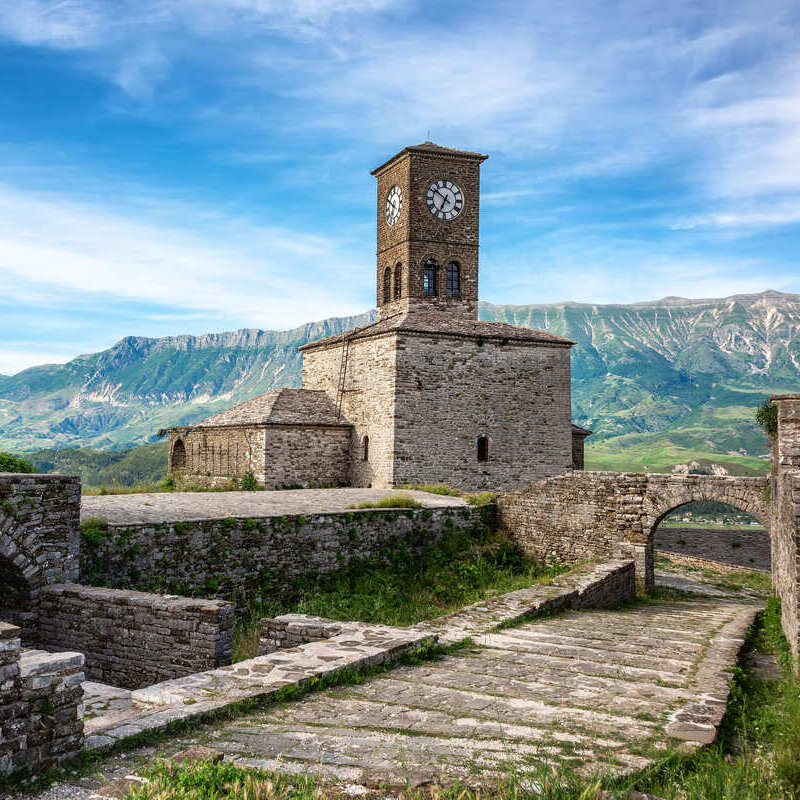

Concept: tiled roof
[[371, 141, 488, 174], [571, 423, 593, 436], [194, 389, 349, 428], [299, 311, 574, 351]]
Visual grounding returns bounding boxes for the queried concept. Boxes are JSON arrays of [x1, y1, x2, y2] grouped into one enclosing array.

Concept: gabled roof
[[299, 310, 574, 352], [371, 141, 489, 175], [193, 388, 349, 428], [571, 423, 593, 437]]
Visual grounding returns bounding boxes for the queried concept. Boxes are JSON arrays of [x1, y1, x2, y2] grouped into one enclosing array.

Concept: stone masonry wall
[[0, 474, 80, 643], [80, 506, 491, 610], [771, 395, 800, 666], [655, 526, 770, 572], [393, 333, 573, 491], [499, 472, 771, 588], [172, 425, 351, 490], [0, 621, 84, 776], [38, 584, 233, 689], [303, 334, 398, 488]]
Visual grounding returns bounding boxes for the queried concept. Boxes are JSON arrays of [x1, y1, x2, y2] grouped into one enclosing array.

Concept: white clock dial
[[426, 179, 463, 220], [385, 184, 403, 226]]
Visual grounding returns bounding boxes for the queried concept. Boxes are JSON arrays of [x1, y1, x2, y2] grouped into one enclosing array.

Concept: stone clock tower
[[371, 142, 488, 319]]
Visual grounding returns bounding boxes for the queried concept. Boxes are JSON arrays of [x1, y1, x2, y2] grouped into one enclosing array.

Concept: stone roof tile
[[299, 311, 574, 351], [195, 388, 347, 428]]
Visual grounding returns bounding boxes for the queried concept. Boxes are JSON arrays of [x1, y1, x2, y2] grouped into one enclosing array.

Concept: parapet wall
[[80, 505, 492, 607], [0, 621, 84, 776], [38, 584, 233, 689]]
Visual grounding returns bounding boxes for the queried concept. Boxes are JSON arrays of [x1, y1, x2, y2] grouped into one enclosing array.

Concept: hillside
[[2, 290, 799, 476]]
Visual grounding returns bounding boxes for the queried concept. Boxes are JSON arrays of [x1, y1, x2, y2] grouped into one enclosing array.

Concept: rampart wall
[[80, 505, 492, 607]]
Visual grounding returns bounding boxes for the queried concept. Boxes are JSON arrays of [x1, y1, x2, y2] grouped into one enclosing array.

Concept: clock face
[[426, 179, 463, 220], [384, 184, 402, 226]]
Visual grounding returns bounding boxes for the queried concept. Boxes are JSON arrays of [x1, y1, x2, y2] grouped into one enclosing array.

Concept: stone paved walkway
[[203, 595, 758, 786], [81, 488, 465, 524]]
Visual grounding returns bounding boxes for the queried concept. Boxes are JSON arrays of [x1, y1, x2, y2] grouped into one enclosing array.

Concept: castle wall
[[38, 585, 233, 689], [392, 334, 573, 490], [302, 336, 398, 488], [170, 425, 351, 489], [79, 505, 491, 610]]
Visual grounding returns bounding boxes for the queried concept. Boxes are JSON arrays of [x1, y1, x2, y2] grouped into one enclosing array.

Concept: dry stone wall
[[80, 506, 491, 609], [38, 584, 233, 689], [0, 621, 84, 776], [655, 526, 770, 572], [0, 474, 81, 642]]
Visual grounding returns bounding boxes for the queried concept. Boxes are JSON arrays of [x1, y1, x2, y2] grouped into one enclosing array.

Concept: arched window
[[446, 261, 460, 298], [383, 267, 392, 304], [362, 435, 370, 462], [394, 263, 403, 300], [477, 435, 489, 462], [172, 439, 187, 470], [423, 258, 438, 297]]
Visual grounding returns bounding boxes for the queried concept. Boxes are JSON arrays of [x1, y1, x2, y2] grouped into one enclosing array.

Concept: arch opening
[[394, 263, 403, 300], [0, 550, 37, 641], [171, 439, 187, 471], [383, 267, 392, 304], [651, 500, 770, 587]]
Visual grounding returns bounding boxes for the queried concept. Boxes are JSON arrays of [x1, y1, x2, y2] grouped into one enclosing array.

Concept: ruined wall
[[80, 506, 491, 608], [171, 425, 351, 490], [0, 474, 80, 642], [771, 395, 800, 666], [38, 584, 233, 689], [655, 526, 770, 572], [393, 333, 572, 491], [302, 335, 398, 488], [499, 472, 771, 588], [0, 621, 84, 776]]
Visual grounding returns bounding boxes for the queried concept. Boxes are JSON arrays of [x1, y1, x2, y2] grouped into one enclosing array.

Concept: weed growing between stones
[[232, 528, 567, 660], [351, 494, 422, 509]]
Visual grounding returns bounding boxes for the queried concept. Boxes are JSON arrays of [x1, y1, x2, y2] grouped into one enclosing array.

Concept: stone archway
[[0, 529, 43, 642]]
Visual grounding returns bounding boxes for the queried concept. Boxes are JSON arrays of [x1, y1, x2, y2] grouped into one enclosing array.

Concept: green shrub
[[756, 399, 778, 436], [240, 471, 259, 491], [399, 483, 462, 496], [466, 491, 498, 506], [0, 452, 34, 473]]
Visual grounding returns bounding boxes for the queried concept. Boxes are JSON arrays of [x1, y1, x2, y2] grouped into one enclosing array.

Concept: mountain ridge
[[2, 290, 798, 475]]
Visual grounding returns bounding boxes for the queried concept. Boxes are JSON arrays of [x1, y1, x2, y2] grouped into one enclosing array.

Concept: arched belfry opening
[[477, 435, 489, 462], [394, 263, 403, 300], [171, 439, 187, 471], [651, 500, 770, 582]]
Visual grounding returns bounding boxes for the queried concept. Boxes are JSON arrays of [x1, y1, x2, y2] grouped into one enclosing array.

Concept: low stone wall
[[260, 560, 637, 653], [0, 621, 84, 776], [655, 526, 770, 572], [80, 505, 491, 608], [38, 584, 233, 690]]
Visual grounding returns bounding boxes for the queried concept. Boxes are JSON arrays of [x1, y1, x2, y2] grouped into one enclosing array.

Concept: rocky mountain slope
[[2, 290, 798, 475]]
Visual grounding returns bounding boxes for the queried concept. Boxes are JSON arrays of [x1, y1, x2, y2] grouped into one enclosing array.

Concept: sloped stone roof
[[571, 423, 593, 437], [194, 389, 349, 428], [300, 310, 574, 351], [371, 141, 488, 174]]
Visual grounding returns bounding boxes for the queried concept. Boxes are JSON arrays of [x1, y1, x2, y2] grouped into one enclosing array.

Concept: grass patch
[[351, 493, 421, 509], [399, 483, 463, 496], [656, 554, 773, 596], [232, 528, 567, 660]]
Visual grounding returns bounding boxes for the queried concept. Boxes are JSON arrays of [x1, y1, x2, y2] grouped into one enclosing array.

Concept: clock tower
[[371, 141, 488, 320]]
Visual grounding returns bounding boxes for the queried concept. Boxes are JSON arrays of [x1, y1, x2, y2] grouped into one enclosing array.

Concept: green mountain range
[[3, 290, 799, 481]]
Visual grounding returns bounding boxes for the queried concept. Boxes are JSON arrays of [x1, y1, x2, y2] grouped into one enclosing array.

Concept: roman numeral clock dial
[[426, 179, 463, 220], [384, 184, 402, 226]]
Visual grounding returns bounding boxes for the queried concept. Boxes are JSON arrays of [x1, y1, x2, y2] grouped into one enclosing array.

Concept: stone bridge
[[499, 472, 770, 588]]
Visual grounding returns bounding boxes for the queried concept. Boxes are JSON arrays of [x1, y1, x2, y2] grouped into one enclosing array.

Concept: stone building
[[167, 142, 586, 491]]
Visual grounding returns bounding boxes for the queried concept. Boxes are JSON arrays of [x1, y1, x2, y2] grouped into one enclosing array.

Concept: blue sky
[[1, 0, 799, 374]]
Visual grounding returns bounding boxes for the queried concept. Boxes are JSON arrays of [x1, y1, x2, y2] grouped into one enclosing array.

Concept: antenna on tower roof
[[427, 129, 431, 140]]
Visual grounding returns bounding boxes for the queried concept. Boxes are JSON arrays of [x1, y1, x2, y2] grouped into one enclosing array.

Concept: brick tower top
[[371, 142, 488, 320]]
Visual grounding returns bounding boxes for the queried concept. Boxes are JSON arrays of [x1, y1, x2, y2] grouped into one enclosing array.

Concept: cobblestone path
[[209, 596, 758, 787]]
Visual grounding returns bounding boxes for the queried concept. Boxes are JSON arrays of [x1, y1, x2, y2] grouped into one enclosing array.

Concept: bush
[[756, 400, 778, 436], [0, 452, 34, 473], [467, 491, 498, 506], [240, 471, 259, 491], [354, 493, 421, 509]]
